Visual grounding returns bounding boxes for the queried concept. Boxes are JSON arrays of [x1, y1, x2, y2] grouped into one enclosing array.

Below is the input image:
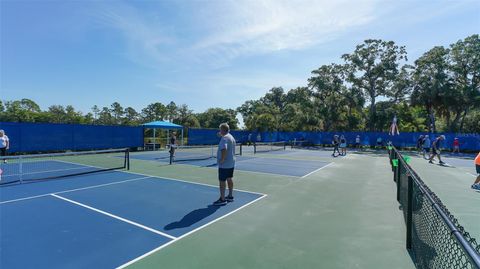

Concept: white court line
[[116, 193, 267, 269], [51, 194, 177, 240], [466, 172, 477, 177], [301, 162, 334, 178], [0, 176, 152, 205]]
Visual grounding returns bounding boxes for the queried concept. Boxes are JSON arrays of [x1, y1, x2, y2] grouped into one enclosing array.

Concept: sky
[[1, 0, 479, 116]]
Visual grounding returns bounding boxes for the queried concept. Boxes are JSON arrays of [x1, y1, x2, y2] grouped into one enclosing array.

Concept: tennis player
[[428, 135, 445, 165], [169, 132, 177, 158], [0, 130, 9, 163], [213, 123, 236, 206], [332, 135, 340, 157], [472, 152, 480, 190]]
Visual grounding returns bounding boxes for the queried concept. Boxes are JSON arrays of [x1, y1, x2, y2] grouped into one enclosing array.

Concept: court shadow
[[164, 205, 221, 230]]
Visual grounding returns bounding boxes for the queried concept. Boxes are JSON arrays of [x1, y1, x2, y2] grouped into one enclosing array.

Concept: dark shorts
[[218, 168, 234, 181], [0, 148, 6, 156], [423, 147, 430, 152], [476, 164, 480, 174]]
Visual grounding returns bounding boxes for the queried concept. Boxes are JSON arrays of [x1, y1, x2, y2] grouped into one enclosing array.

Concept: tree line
[[1, 35, 479, 133], [239, 35, 479, 133], [0, 100, 239, 129]]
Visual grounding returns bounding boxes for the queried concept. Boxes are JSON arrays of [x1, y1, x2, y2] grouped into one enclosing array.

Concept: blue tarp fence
[[0, 122, 144, 153], [187, 128, 480, 151]]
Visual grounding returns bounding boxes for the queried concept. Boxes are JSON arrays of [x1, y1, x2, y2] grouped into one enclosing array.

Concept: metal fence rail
[[388, 145, 480, 269]]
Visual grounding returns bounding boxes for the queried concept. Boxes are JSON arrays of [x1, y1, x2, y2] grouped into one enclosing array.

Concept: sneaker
[[429, 160, 433, 164], [472, 184, 480, 190], [439, 161, 446, 165], [225, 195, 234, 202], [213, 198, 227, 206]]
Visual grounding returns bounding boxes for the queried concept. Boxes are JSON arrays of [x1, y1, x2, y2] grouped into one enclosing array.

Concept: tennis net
[[0, 148, 129, 186], [291, 140, 312, 149], [389, 146, 480, 269], [254, 141, 286, 154], [169, 144, 242, 164]]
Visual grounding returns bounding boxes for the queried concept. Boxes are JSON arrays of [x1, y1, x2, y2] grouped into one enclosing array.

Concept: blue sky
[[1, 0, 479, 116]]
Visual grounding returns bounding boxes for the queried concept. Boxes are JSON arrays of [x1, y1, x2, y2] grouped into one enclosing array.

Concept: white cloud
[[191, 0, 378, 62], [89, 2, 174, 67]]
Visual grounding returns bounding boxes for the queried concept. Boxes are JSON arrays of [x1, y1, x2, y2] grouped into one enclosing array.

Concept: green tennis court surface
[[123, 149, 415, 269]]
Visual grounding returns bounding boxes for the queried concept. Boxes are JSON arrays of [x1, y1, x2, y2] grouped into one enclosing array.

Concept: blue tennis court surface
[[0, 168, 264, 269]]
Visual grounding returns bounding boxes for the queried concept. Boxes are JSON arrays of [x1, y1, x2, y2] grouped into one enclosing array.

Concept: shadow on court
[[164, 204, 221, 230]]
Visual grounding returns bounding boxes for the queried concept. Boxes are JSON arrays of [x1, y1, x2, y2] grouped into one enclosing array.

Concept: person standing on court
[[168, 132, 177, 159], [428, 135, 445, 165], [355, 135, 361, 149], [422, 135, 431, 159], [213, 123, 236, 206], [332, 135, 340, 157], [452, 138, 460, 154], [471, 152, 480, 190], [0, 130, 9, 163], [339, 135, 347, 156]]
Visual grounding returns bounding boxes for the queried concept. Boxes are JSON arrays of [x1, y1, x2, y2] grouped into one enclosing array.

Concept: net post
[[169, 148, 173, 165], [19, 156, 23, 184], [126, 148, 130, 170], [406, 174, 414, 250]]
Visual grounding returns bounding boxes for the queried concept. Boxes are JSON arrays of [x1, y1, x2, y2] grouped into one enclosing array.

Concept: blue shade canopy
[[142, 121, 183, 129]]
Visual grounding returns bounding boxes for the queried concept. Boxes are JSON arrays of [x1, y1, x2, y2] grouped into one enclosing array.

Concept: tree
[[342, 39, 407, 131], [448, 34, 480, 131], [91, 105, 100, 124], [98, 107, 114, 125], [410, 46, 450, 133], [197, 108, 239, 129], [1, 99, 42, 122], [174, 104, 200, 128], [141, 102, 167, 122], [65, 105, 84, 124], [123, 107, 139, 125], [110, 102, 124, 125], [309, 64, 351, 131], [166, 101, 178, 122], [283, 87, 318, 131], [46, 105, 67, 123]]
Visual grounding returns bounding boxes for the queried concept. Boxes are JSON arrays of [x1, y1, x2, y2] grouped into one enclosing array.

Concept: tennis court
[[1, 145, 479, 268]]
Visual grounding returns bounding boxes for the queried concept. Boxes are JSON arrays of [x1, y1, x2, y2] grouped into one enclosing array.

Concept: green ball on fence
[[403, 156, 411, 164], [387, 146, 392, 150], [392, 159, 398, 167]]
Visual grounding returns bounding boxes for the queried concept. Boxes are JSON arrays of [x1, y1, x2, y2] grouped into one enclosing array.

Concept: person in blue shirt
[[428, 135, 445, 165]]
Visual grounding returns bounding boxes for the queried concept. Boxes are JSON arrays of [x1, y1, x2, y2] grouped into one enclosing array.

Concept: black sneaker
[[429, 160, 433, 164], [213, 198, 227, 206], [226, 196, 234, 202]]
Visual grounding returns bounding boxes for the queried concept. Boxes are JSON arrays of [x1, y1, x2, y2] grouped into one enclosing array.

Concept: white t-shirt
[[0, 135, 9, 148]]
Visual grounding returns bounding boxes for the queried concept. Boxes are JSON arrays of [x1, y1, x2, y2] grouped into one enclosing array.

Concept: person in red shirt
[[452, 137, 460, 154], [472, 152, 480, 190]]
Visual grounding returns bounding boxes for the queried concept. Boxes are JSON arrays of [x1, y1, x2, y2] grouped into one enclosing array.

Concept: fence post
[[406, 175, 413, 250], [397, 162, 401, 203]]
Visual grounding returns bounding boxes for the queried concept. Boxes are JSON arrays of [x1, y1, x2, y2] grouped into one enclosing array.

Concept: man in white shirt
[[0, 129, 10, 163], [213, 123, 236, 206]]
